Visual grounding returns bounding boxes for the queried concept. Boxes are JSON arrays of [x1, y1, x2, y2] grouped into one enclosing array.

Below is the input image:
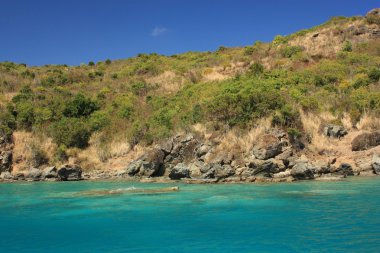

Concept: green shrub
[[280, 46, 303, 58], [0, 110, 16, 140], [342, 41, 352, 52], [105, 59, 112, 65], [15, 102, 35, 130], [368, 68, 380, 82], [244, 46, 254, 56], [249, 63, 264, 76], [49, 117, 92, 148], [272, 35, 288, 46], [272, 105, 301, 128], [29, 142, 48, 167], [88, 61, 95, 66], [89, 111, 109, 131], [55, 145, 68, 162], [63, 93, 99, 118]]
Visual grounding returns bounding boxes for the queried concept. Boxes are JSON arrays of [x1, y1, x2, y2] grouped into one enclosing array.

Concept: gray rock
[[0, 151, 12, 173], [57, 164, 82, 181], [28, 168, 42, 180], [372, 154, 380, 174], [324, 125, 348, 138], [41, 166, 57, 179], [252, 134, 284, 160], [366, 8, 380, 18], [126, 161, 141, 176], [169, 163, 190, 180], [159, 139, 173, 155], [164, 134, 198, 164], [334, 163, 354, 177], [291, 162, 315, 180], [252, 159, 280, 178], [14, 172, 25, 180], [127, 148, 165, 177], [195, 144, 212, 158], [0, 171, 13, 180], [214, 164, 235, 179], [352, 131, 380, 151]]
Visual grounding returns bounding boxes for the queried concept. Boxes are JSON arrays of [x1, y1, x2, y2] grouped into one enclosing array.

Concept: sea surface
[[0, 178, 379, 253]]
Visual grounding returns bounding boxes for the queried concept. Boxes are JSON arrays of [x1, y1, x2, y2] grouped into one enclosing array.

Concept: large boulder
[[352, 131, 380, 151], [213, 164, 235, 179], [126, 148, 165, 177], [195, 144, 212, 158], [27, 168, 42, 180], [291, 162, 315, 180], [335, 163, 354, 176], [168, 163, 190, 180], [252, 134, 285, 160], [164, 134, 198, 164], [0, 171, 13, 180], [57, 164, 82, 181], [323, 125, 348, 138], [252, 159, 281, 178], [372, 154, 380, 174], [0, 151, 12, 173], [41, 166, 58, 179]]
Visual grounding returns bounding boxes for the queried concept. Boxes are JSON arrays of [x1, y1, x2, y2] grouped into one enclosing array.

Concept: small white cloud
[[151, 27, 168, 37]]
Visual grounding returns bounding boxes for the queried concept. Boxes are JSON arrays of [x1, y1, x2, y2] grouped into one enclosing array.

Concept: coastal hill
[[1, 9, 380, 182]]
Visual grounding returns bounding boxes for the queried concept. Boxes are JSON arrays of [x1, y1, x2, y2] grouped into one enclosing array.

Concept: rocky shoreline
[[1, 126, 380, 184]]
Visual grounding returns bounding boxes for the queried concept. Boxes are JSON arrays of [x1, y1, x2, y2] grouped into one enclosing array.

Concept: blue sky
[[0, 0, 378, 66]]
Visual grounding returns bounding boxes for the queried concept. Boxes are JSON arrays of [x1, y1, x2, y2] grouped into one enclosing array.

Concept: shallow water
[[0, 178, 379, 252]]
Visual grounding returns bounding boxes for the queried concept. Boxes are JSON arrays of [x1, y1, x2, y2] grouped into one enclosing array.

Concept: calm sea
[[0, 178, 379, 252]]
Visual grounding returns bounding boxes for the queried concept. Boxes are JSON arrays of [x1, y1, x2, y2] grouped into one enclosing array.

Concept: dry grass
[[204, 117, 271, 162], [341, 112, 353, 131], [12, 131, 56, 172], [300, 111, 334, 153], [356, 113, 380, 131], [146, 71, 185, 93]]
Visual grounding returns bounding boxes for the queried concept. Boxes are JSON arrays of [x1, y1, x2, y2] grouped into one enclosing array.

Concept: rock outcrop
[[323, 125, 348, 138], [41, 166, 58, 179], [168, 163, 190, 180], [372, 154, 380, 174], [351, 131, 380, 151], [252, 134, 286, 160], [57, 164, 82, 181]]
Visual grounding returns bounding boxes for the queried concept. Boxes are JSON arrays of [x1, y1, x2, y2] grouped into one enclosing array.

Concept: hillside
[[1, 9, 380, 182]]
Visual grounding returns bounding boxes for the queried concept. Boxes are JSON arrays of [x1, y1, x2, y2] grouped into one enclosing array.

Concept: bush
[[368, 68, 380, 82], [49, 117, 92, 148], [88, 61, 95, 66], [29, 142, 48, 167], [89, 111, 109, 131], [272, 35, 288, 46], [63, 93, 99, 118], [342, 41, 352, 52], [0, 110, 16, 140], [55, 145, 68, 162], [244, 46, 254, 56], [105, 59, 112, 65], [15, 102, 35, 130], [249, 63, 264, 76], [272, 105, 301, 128], [280, 46, 303, 58]]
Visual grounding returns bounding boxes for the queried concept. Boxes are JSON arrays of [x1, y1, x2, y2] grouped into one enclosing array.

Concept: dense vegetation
[[0, 14, 380, 164]]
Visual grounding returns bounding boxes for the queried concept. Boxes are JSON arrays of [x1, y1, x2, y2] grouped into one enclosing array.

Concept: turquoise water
[[0, 178, 379, 252]]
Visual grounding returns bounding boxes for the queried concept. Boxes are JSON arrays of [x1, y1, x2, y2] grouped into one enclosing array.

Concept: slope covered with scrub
[[1, 9, 380, 176]]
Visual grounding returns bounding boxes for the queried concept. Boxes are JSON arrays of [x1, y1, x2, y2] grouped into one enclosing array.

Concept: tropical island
[[1, 9, 380, 183]]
